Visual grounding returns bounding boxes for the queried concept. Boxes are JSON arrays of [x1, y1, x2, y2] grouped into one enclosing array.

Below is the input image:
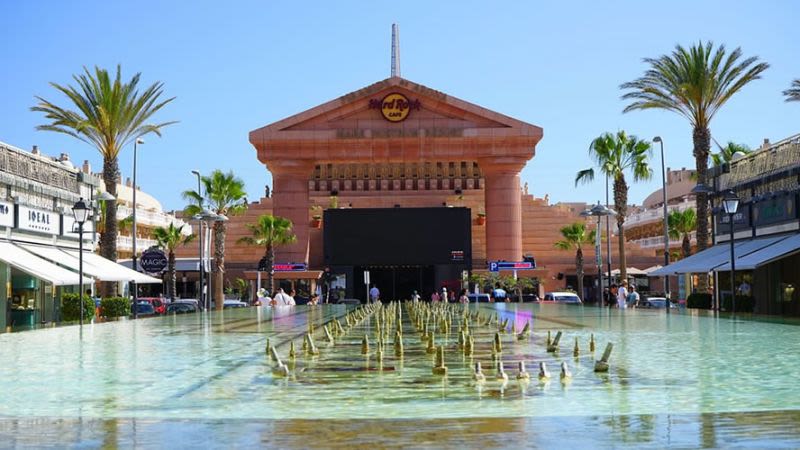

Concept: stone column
[[270, 160, 314, 264], [479, 157, 527, 262]]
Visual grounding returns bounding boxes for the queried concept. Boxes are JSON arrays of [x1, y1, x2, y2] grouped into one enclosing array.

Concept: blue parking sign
[[489, 261, 499, 272]]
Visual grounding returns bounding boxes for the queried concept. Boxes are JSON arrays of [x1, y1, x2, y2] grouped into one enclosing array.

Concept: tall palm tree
[[576, 130, 653, 281], [153, 223, 195, 299], [667, 208, 697, 260], [237, 214, 297, 294], [32, 65, 176, 274], [785, 79, 800, 102], [711, 141, 752, 167], [554, 222, 596, 302], [621, 41, 769, 290], [183, 170, 247, 310]]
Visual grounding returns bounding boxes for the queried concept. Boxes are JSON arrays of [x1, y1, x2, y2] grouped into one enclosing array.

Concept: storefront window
[[9, 269, 41, 327]]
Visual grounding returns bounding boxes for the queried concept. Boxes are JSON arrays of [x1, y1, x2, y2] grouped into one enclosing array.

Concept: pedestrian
[[737, 279, 751, 296], [458, 289, 469, 304], [617, 281, 629, 309], [441, 287, 449, 303], [271, 287, 295, 306], [491, 283, 507, 303], [627, 285, 640, 308], [608, 285, 618, 308], [431, 291, 440, 303], [411, 290, 421, 303], [369, 284, 380, 304]]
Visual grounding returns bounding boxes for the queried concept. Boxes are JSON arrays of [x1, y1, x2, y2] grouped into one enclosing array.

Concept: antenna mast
[[391, 23, 401, 77]]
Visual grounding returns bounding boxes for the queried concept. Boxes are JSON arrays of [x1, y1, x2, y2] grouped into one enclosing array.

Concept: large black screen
[[323, 207, 472, 266]]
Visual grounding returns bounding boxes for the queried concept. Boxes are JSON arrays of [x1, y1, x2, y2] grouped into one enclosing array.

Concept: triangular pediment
[[251, 77, 541, 136]]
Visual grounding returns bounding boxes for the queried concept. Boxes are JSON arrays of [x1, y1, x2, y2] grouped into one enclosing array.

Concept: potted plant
[[311, 214, 322, 228], [476, 211, 486, 225]]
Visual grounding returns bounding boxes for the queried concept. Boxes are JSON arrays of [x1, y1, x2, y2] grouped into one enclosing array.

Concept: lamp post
[[193, 209, 222, 311], [653, 136, 671, 311], [692, 182, 717, 308], [605, 175, 612, 287], [191, 170, 203, 307], [722, 190, 740, 314], [72, 198, 91, 327], [581, 201, 617, 305], [131, 138, 144, 319]]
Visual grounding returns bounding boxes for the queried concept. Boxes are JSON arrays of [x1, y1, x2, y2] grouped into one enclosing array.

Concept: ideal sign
[[0, 201, 13, 228], [17, 206, 58, 235]]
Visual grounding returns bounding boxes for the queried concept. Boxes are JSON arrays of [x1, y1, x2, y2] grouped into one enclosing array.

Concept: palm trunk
[[576, 247, 584, 301], [266, 244, 275, 294], [168, 250, 177, 299], [100, 156, 120, 297], [693, 126, 711, 291], [213, 221, 226, 310], [682, 233, 691, 260], [614, 174, 628, 282]]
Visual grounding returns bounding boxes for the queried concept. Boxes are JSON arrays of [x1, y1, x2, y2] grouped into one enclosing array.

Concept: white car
[[543, 292, 582, 304]]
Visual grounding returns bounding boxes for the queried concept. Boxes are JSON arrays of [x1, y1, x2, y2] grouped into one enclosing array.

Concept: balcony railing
[[117, 235, 158, 251], [633, 231, 696, 249], [116, 205, 191, 233], [625, 200, 696, 229]]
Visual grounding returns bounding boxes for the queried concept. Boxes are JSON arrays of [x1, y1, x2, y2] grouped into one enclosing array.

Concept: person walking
[[411, 290, 421, 303], [441, 287, 449, 303], [627, 285, 640, 308], [608, 285, 618, 308], [617, 281, 629, 309], [431, 291, 441, 303], [271, 287, 295, 306], [458, 289, 469, 304], [491, 283, 507, 303], [369, 284, 380, 304]]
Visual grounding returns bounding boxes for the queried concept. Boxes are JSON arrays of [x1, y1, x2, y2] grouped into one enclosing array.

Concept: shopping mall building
[[178, 76, 659, 301]]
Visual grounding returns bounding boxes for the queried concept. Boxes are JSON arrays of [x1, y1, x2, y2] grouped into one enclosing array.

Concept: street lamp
[[581, 201, 617, 305], [131, 138, 144, 319], [193, 208, 222, 311], [72, 198, 91, 327], [653, 136, 671, 311], [191, 170, 203, 307], [722, 190, 740, 314]]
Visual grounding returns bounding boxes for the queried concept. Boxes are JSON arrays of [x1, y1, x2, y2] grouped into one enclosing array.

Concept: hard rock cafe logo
[[369, 93, 421, 122]]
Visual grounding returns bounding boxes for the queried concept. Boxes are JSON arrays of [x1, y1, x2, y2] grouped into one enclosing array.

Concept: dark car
[[167, 302, 199, 314], [135, 302, 156, 316]]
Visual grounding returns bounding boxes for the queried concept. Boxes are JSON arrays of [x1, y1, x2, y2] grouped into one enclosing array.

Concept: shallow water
[[1, 303, 799, 447]]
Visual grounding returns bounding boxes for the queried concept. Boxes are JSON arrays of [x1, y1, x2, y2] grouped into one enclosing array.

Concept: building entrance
[[354, 266, 434, 301]]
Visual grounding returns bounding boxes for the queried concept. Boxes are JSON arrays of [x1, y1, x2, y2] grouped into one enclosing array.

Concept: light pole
[[72, 198, 91, 327], [191, 170, 203, 306], [131, 138, 144, 319], [581, 201, 617, 305], [653, 136, 671, 311], [605, 176, 612, 287], [722, 190, 740, 314], [194, 209, 222, 311]]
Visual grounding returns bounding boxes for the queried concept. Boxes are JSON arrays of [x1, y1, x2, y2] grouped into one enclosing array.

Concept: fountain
[[594, 343, 613, 372]]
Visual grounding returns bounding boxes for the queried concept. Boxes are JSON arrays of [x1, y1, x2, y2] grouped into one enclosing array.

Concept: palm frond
[[785, 79, 800, 102]]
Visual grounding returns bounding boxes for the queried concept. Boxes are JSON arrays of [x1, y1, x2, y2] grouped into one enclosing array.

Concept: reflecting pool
[[1, 303, 799, 448]]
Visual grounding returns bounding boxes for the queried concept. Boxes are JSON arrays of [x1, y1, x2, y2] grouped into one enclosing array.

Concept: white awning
[[714, 234, 800, 271], [650, 235, 789, 276], [0, 242, 92, 286], [61, 250, 162, 284], [610, 267, 648, 276]]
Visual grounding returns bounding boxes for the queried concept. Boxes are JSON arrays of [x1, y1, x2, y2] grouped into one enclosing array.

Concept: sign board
[[488, 261, 536, 271], [17, 206, 59, 235], [450, 250, 465, 262], [273, 263, 307, 272], [0, 201, 13, 228], [62, 215, 95, 237], [363, 270, 370, 285], [753, 195, 796, 227], [368, 93, 421, 122], [140, 248, 168, 273]]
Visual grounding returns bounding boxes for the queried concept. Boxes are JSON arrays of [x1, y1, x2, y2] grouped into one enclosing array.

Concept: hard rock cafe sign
[[369, 93, 421, 122]]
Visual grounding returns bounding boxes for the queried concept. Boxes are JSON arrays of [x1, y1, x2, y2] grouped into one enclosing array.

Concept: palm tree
[[576, 130, 653, 281], [183, 170, 247, 310], [32, 65, 176, 274], [667, 208, 697, 260], [621, 41, 769, 290], [785, 79, 800, 102], [711, 141, 752, 167], [554, 222, 596, 302], [152, 223, 195, 299], [237, 214, 296, 295]]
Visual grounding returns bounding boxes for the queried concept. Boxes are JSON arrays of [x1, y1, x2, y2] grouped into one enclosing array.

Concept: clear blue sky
[[1, 1, 798, 211]]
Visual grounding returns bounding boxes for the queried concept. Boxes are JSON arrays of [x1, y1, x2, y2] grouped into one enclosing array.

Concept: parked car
[[639, 297, 677, 309], [135, 302, 156, 316], [175, 298, 202, 310], [138, 297, 166, 315], [467, 293, 491, 303], [223, 300, 248, 309], [167, 301, 199, 314], [542, 292, 582, 304]]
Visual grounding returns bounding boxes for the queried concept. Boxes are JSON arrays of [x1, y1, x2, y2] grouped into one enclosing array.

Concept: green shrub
[[722, 295, 755, 313], [61, 293, 95, 322], [686, 293, 712, 309], [101, 297, 131, 318]]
